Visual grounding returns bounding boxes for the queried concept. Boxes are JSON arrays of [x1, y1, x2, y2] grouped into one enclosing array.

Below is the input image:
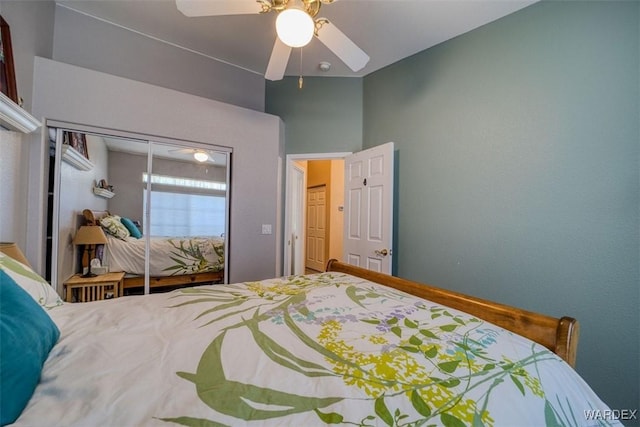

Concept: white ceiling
[[57, 0, 536, 79]]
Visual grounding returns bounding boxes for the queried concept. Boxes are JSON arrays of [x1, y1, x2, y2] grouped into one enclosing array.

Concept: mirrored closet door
[[47, 122, 230, 301]]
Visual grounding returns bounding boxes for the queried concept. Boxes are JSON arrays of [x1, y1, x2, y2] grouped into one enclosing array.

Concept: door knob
[[374, 249, 389, 257]]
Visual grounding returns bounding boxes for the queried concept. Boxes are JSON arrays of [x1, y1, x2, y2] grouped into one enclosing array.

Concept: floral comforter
[[103, 234, 224, 276], [15, 273, 618, 426]]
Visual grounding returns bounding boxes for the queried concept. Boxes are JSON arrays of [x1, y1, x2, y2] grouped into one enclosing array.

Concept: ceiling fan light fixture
[[193, 151, 209, 162], [276, 8, 314, 48]]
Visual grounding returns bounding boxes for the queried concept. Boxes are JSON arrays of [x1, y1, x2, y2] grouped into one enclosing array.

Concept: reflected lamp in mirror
[[193, 150, 209, 162], [73, 226, 107, 277]]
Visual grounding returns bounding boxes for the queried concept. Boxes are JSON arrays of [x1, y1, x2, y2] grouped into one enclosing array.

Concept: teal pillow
[[120, 217, 142, 239], [0, 270, 60, 425]]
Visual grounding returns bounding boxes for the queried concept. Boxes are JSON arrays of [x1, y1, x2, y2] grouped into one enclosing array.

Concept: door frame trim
[[284, 152, 351, 275]]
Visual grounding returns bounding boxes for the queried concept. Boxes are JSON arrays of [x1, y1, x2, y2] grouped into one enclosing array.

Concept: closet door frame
[[47, 120, 231, 295]]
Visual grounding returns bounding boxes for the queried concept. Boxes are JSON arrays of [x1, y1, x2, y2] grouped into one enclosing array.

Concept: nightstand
[[63, 271, 125, 303]]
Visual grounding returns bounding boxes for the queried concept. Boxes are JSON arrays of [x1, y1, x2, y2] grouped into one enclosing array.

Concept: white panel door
[[306, 185, 327, 272], [343, 142, 394, 273], [288, 163, 305, 275]]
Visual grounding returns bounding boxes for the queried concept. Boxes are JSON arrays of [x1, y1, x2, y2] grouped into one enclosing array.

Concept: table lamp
[[73, 226, 107, 277]]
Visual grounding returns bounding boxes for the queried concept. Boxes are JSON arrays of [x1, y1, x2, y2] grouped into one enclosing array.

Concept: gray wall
[[266, 77, 363, 154], [363, 0, 638, 415], [52, 4, 265, 112], [105, 148, 148, 224]]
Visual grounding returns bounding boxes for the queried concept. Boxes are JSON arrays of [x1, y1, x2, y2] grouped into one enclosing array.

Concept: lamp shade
[[276, 8, 314, 48], [0, 242, 32, 268], [73, 226, 108, 245]]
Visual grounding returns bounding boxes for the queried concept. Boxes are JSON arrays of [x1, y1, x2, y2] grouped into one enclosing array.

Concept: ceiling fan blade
[[176, 0, 263, 17], [265, 38, 292, 81], [315, 19, 369, 72], [168, 148, 195, 154]]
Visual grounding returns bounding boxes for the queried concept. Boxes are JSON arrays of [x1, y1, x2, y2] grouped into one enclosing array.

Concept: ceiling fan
[[175, 0, 370, 81]]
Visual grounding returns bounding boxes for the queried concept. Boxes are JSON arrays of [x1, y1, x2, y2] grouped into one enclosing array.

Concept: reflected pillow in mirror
[[120, 217, 142, 239], [100, 215, 130, 240]]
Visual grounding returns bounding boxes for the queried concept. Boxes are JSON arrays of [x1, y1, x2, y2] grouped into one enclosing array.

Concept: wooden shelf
[[0, 91, 41, 133], [62, 145, 94, 171], [93, 187, 115, 198]]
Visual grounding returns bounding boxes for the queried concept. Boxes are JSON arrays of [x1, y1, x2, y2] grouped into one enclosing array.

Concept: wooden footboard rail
[[325, 259, 579, 367]]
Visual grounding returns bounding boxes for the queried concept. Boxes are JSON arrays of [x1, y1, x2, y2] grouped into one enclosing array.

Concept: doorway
[[285, 143, 395, 276], [284, 153, 349, 276]]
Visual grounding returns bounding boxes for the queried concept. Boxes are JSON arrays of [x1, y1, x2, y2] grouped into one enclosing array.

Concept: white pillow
[[0, 252, 63, 309]]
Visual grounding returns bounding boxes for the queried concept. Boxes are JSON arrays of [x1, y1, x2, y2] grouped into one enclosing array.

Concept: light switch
[[261, 224, 272, 235]]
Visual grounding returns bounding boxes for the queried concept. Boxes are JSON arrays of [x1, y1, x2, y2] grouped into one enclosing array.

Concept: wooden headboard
[[83, 209, 111, 226], [325, 259, 580, 367]]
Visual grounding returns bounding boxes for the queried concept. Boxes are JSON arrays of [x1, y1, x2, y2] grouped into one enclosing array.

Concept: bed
[[1, 251, 619, 426], [82, 209, 224, 291]]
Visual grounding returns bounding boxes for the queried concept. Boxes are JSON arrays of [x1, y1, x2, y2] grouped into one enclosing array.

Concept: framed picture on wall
[[0, 15, 18, 104], [69, 132, 90, 160]]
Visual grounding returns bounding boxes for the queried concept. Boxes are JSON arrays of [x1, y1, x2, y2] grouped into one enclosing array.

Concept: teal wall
[[267, 0, 639, 416], [363, 0, 639, 415], [266, 77, 363, 154]]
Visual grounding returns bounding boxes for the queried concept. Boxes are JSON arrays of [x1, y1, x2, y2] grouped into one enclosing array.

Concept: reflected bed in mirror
[[82, 209, 224, 292], [48, 124, 230, 295]]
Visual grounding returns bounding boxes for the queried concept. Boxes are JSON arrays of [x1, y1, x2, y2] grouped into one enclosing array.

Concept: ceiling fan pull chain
[[298, 47, 304, 89]]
